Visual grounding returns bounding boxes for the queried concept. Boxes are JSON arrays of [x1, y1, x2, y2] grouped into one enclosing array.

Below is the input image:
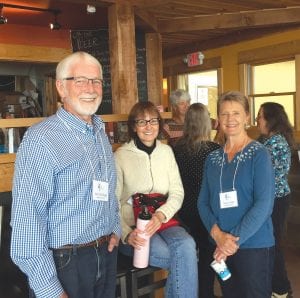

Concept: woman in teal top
[[198, 91, 275, 298], [257, 102, 294, 298]]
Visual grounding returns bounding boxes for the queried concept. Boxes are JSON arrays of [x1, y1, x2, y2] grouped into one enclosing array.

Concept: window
[[248, 60, 295, 126], [187, 70, 218, 120]]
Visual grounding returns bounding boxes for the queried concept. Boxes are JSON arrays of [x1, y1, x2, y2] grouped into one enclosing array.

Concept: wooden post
[[108, 3, 138, 114], [146, 33, 163, 106]]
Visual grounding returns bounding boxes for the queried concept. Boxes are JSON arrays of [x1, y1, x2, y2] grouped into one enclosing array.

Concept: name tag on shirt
[[219, 190, 238, 209], [93, 180, 108, 201]]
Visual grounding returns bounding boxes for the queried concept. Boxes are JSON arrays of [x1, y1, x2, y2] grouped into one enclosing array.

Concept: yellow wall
[[165, 28, 300, 129], [201, 28, 300, 91]]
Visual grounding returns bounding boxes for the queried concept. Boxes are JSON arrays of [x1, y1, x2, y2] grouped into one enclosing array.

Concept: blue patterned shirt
[[263, 134, 291, 198], [10, 108, 120, 298]]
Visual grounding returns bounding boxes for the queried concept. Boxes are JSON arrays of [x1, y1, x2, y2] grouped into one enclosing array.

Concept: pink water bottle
[[133, 206, 152, 268]]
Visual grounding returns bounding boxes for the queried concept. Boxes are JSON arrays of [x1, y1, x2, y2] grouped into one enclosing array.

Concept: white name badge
[[93, 180, 109, 201], [219, 190, 238, 209]]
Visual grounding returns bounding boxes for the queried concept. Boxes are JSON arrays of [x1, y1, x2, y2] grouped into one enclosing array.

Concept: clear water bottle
[[133, 206, 152, 268]]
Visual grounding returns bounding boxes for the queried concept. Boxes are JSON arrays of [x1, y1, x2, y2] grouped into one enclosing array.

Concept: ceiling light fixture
[[0, 2, 61, 29], [0, 4, 7, 24]]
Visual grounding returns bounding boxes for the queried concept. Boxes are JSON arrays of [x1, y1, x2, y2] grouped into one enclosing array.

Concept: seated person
[[114, 101, 198, 298]]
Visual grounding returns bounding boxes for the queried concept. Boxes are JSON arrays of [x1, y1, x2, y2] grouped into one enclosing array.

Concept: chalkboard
[[71, 29, 112, 114], [136, 31, 148, 102], [70, 29, 148, 114]]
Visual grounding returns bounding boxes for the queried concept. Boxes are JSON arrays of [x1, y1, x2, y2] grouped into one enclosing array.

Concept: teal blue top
[[198, 141, 275, 248], [263, 134, 291, 199]]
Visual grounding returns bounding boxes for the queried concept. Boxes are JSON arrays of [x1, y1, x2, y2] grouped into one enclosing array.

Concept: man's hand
[[59, 292, 68, 298], [108, 233, 119, 252]]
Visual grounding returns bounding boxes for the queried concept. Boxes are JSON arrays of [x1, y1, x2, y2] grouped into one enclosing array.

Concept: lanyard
[[219, 140, 247, 193], [57, 115, 108, 181]]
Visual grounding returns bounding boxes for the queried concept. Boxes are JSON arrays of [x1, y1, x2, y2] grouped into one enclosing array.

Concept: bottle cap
[[139, 205, 152, 220]]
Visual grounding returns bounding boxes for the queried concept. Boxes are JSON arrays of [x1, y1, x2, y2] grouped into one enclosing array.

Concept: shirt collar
[[56, 107, 104, 134]]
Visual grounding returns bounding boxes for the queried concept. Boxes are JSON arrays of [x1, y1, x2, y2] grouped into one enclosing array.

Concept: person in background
[[173, 103, 221, 298], [115, 101, 198, 298], [256, 102, 294, 298], [10, 51, 120, 298], [198, 91, 275, 298], [163, 89, 191, 146]]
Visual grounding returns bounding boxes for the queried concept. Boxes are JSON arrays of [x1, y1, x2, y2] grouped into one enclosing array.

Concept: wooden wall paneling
[[108, 3, 138, 114], [146, 33, 163, 105]]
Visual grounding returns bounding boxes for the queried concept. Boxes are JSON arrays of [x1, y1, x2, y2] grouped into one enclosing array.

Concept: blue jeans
[[120, 226, 198, 298], [219, 246, 274, 298], [29, 243, 118, 298]]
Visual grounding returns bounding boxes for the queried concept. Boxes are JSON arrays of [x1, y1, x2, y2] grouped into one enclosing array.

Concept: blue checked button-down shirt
[[10, 107, 121, 298]]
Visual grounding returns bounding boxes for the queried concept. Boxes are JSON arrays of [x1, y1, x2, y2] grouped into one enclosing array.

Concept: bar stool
[[117, 252, 167, 298], [128, 266, 167, 298]]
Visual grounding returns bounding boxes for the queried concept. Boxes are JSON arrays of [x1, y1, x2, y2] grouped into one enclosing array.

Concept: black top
[[173, 141, 221, 229]]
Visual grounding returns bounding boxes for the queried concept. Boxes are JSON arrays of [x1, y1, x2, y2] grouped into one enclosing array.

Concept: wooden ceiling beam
[[135, 8, 158, 31], [158, 7, 300, 33], [59, 0, 117, 5], [125, 0, 172, 8], [162, 25, 300, 59]]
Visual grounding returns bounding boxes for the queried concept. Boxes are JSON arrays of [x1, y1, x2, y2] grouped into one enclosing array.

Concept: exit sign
[[186, 52, 204, 67]]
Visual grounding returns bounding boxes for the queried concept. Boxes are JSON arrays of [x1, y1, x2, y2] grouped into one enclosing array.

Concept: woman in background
[[163, 89, 191, 146], [257, 102, 294, 298], [198, 91, 275, 298], [173, 103, 220, 298], [115, 101, 198, 298]]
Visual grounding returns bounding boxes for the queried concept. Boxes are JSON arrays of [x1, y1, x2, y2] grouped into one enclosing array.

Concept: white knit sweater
[[114, 140, 184, 242]]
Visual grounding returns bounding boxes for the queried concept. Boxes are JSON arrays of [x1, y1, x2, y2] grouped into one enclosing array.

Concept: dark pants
[[272, 195, 292, 294], [219, 247, 274, 298], [29, 243, 118, 298], [181, 215, 216, 298]]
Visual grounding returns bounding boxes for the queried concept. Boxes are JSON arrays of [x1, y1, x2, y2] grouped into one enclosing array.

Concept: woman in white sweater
[[114, 101, 198, 298]]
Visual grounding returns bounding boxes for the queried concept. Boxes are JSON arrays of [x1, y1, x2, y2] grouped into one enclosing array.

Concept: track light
[[0, 3, 61, 29], [49, 13, 61, 30], [87, 5, 96, 14], [0, 15, 7, 24], [0, 4, 7, 24]]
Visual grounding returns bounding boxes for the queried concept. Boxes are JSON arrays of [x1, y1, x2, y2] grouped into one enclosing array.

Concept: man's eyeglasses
[[134, 118, 160, 127], [63, 76, 103, 88]]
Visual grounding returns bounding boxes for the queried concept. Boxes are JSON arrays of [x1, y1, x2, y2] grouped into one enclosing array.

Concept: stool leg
[[130, 271, 138, 298], [119, 275, 127, 298]]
